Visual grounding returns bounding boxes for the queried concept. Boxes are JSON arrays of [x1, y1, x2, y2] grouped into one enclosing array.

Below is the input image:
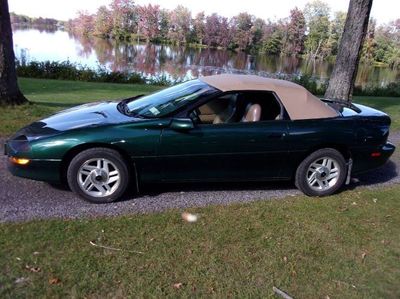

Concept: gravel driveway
[[1, 133, 399, 223]]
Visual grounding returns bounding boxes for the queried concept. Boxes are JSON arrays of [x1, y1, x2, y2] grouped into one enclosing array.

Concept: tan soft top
[[199, 74, 338, 120]]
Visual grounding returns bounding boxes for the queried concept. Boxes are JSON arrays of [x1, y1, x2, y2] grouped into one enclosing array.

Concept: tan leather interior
[[242, 104, 262, 122], [198, 97, 233, 124]]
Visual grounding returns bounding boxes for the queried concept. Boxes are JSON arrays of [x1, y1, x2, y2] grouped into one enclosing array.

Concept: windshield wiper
[[117, 95, 144, 116]]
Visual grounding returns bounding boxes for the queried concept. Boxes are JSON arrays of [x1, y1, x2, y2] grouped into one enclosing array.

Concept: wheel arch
[[59, 143, 138, 191], [291, 143, 352, 179]]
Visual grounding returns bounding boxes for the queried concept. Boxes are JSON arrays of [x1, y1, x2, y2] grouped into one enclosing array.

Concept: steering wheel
[[189, 108, 202, 124]]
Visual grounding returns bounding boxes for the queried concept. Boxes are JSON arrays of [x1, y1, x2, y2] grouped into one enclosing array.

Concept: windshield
[[126, 79, 216, 118]]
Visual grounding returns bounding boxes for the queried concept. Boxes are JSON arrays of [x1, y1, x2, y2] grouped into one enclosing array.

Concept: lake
[[12, 27, 400, 87]]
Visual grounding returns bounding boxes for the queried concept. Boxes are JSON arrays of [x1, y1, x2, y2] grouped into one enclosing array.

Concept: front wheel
[[67, 148, 129, 203], [295, 148, 347, 197]]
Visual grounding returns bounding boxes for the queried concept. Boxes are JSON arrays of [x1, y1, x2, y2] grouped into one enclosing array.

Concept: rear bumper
[[352, 142, 396, 174]]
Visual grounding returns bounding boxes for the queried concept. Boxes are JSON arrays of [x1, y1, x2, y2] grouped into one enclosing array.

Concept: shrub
[[16, 60, 146, 84]]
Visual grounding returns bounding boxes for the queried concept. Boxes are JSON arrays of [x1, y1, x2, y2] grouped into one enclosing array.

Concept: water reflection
[[13, 28, 399, 87]]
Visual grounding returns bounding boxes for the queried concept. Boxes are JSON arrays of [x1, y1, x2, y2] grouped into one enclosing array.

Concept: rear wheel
[[67, 148, 129, 203], [295, 148, 347, 197]]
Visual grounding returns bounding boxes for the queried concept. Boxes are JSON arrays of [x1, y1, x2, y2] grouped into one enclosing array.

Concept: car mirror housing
[[170, 118, 194, 130]]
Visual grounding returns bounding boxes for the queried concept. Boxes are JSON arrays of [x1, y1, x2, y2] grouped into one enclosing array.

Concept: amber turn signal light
[[10, 157, 30, 165]]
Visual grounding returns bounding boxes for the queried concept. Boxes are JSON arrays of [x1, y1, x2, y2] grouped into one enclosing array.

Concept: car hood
[[12, 101, 138, 139]]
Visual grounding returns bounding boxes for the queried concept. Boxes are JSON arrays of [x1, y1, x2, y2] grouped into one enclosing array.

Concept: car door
[[158, 119, 290, 182]]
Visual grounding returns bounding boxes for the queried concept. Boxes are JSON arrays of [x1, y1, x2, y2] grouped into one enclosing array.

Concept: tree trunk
[[324, 0, 373, 101], [0, 0, 27, 105]]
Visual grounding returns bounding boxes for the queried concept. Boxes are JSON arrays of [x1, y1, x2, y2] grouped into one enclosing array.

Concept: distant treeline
[[62, 0, 400, 68], [10, 12, 61, 28], [15, 59, 400, 97]]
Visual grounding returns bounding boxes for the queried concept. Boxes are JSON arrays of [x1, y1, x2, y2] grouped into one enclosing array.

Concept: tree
[[71, 11, 95, 37], [168, 6, 191, 44], [251, 18, 266, 48], [324, 0, 373, 101], [138, 4, 160, 42], [362, 17, 376, 62], [232, 12, 254, 51], [304, 0, 331, 59], [193, 12, 205, 44], [158, 9, 169, 40], [327, 11, 346, 56], [94, 6, 113, 37], [203, 13, 232, 48], [0, 0, 27, 105], [110, 0, 136, 39], [284, 7, 306, 55]]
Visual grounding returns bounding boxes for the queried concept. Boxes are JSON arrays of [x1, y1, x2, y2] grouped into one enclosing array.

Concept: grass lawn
[[0, 77, 399, 136], [1, 186, 400, 298]]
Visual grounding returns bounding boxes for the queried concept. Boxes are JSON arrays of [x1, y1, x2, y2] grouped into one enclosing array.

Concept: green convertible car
[[5, 74, 395, 203]]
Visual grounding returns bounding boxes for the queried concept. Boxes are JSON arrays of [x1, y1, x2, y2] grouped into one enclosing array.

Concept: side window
[[238, 91, 282, 122], [189, 91, 283, 125], [190, 94, 238, 125]]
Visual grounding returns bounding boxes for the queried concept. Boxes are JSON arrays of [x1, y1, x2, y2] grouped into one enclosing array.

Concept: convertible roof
[[199, 74, 338, 120]]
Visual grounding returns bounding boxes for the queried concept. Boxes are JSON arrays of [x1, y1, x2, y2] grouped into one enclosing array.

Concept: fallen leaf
[[283, 256, 288, 263], [49, 277, 61, 285], [351, 202, 357, 206], [25, 265, 41, 273], [33, 251, 40, 255], [173, 282, 183, 289], [182, 212, 198, 223], [361, 252, 367, 261], [372, 198, 378, 203], [15, 277, 29, 284], [16, 257, 21, 261], [326, 296, 331, 299]]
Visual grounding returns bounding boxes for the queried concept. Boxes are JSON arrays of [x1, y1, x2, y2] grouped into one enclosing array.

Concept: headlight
[[9, 135, 31, 152]]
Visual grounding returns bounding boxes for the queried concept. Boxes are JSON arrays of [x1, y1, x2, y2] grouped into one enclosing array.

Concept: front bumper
[[5, 141, 62, 183]]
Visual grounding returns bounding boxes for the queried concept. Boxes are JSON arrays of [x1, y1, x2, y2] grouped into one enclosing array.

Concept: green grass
[[1, 186, 400, 298], [0, 78, 399, 136]]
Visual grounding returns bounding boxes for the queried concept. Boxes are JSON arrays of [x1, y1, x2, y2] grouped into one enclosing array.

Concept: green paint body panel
[[4, 95, 396, 188]]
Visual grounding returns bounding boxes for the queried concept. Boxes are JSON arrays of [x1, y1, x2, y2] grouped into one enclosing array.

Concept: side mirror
[[170, 118, 194, 130]]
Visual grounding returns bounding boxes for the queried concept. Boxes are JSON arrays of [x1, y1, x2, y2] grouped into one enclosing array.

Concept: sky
[[8, 0, 399, 24]]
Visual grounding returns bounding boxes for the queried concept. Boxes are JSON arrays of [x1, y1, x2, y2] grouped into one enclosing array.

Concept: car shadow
[[136, 180, 296, 197], [345, 159, 398, 189]]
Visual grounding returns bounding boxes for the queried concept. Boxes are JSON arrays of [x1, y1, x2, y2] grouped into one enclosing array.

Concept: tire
[[295, 148, 347, 197], [67, 148, 129, 203]]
